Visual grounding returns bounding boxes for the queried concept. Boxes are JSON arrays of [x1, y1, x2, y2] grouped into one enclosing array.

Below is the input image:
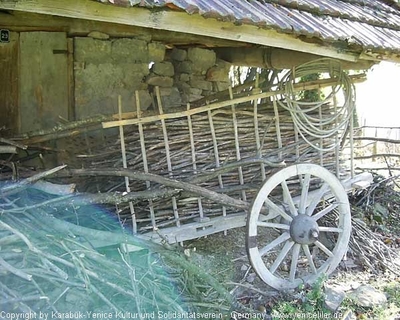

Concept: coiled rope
[[277, 58, 356, 151]]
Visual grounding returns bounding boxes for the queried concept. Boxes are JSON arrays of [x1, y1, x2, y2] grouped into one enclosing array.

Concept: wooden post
[[155, 87, 180, 228], [136, 90, 156, 230], [229, 87, 246, 201], [118, 95, 136, 233], [253, 73, 266, 181], [207, 109, 227, 227], [187, 103, 205, 221]]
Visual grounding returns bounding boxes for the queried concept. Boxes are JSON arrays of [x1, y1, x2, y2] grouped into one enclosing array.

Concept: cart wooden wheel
[[247, 163, 351, 290]]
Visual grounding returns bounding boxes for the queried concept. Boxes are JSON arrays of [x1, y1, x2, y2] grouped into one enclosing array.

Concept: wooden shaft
[[155, 86, 180, 227], [187, 103, 205, 220], [229, 87, 246, 201], [207, 109, 227, 218], [136, 90, 156, 229], [118, 95, 136, 232]]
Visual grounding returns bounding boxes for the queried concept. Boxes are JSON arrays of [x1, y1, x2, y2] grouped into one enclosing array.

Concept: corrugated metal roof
[[103, 0, 400, 54]]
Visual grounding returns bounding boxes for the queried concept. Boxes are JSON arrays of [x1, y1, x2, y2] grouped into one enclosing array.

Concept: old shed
[[1, 1, 400, 308], [0, 0, 399, 136]]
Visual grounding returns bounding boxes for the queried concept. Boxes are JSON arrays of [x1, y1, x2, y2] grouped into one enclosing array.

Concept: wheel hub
[[289, 214, 319, 245]]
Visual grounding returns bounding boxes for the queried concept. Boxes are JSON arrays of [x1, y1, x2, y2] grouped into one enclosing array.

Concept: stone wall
[[74, 35, 231, 119]]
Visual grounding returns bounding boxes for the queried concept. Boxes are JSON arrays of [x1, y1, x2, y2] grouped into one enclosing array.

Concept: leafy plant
[[271, 275, 331, 318]]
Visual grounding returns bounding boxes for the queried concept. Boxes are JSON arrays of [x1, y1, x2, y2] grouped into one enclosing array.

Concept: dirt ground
[[185, 194, 400, 316]]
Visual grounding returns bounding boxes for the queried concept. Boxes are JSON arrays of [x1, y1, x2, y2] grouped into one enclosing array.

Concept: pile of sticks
[[0, 176, 233, 314], [3, 87, 346, 234], [80, 96, 342, 232]]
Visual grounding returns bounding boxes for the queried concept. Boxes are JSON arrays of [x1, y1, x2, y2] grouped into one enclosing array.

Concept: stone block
[[122, 63, 150, 87], [182, 93, 203, 103], [348, 285, 387, 308], [187, 47, 216, 74], [214, 81, 231, 92], [175, 81, 191, 92], [206, 59, 231, 81], [189, 76, 213, 91], [148, 42, 166, 62], [152, 61, 174, 77], [189, 88, 203, 96], [146, 74, 174, 87], [324, 285, 346, 311], [159, 87, 182, 108], [111, 38, 149, 63], [179, 73, 190, 82], [202, 90, 212, 97], [74, 37, 112, 64], [132, 89, 152, 110], [175, 61, 193, 74], [170, 48, 187, 61]]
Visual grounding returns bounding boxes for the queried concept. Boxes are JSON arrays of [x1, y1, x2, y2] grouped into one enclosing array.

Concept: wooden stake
[[207, 109, 227, 222], [136, 91, 156, 230], [253, 73, 266, 181], [272, 96, 283, 160], [155, 87, 180, 228], [187, 103, 205, 221], [118, 95, 136, 233], [229, 87, 246, 201]]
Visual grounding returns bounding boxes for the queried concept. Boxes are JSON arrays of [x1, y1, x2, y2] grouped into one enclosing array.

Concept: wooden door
[[0, 31, 19, 136], [19, 32, 69, 133]]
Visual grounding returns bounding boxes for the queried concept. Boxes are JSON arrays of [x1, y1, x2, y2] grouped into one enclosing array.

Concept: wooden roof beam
[[0, 0, 362, 62], [215, 47, 376, 70]]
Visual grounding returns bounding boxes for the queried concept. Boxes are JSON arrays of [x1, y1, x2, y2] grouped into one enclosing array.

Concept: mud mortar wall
[[73, 36, 231, 119]]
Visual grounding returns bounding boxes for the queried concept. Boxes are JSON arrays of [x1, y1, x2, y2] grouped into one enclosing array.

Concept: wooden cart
[[98, 59, 371, 290]]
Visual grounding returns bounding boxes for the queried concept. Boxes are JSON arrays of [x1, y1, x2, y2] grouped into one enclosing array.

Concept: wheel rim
[[246, 164, 351, 290]]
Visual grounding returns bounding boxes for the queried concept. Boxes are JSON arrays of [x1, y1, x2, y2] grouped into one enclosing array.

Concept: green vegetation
[[271, 276, 332, 319]]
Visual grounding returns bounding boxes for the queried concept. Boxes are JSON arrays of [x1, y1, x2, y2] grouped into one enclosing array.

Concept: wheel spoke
[[318, 226, 343, 233], [270, 240, 294, 274], [302, 245, 317, 274], [281, 181, 298, 216], [289, 244, 301, 281], [259, 210, 280, 221], [264, 198, 293, 222], [306, 182, 330, 216], [299, 174, 311, 214], [314, 241, 334, 257], [257, 221, 290, 230], [259, 232, 291, 256], [312, 203, 338, 221]]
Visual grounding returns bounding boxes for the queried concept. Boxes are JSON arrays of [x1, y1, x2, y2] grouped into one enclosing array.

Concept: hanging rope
[[277, 58, 356, 151]]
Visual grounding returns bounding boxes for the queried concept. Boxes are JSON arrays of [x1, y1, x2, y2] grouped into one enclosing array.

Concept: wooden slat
[[137, 213, 246, 244], [19, 32, 69, 133], [67, 38, 75, 121], [186, 103, 205, 220], [118, 95, 137, 233], [103, 74, 366, 129], [0, 0, 360, 62], [229, 87, 246, 201], [0, 11, 247, 48], [252, 74, 266, 181], [155, 87, 180, 227], [207, 109, 227, 221], [0, 31, 19, 134], [136, 90, 156, 230], [272, 96, 283, 160]]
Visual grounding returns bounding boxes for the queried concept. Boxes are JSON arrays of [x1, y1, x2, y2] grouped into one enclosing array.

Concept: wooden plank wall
[[19, 31, 69, 133], [0, 32, 19, 135]]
